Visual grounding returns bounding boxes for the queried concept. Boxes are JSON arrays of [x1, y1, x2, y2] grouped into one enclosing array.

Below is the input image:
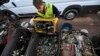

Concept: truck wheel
[[63, 9, 78, 20]]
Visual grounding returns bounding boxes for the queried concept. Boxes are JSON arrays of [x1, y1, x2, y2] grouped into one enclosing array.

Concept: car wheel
[[63, 9, 78, 20]]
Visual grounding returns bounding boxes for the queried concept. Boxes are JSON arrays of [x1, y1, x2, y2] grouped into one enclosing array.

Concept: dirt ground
[[57, 14, 100, 37]]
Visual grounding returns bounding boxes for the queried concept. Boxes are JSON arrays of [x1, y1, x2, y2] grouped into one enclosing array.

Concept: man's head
[[33, 0, 43, 8], [33, 0, 45, 13]]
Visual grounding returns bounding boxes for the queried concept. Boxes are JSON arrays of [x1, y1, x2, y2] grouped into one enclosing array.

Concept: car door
[[5, 0, 37, 15], [81, 0, 100, 13]]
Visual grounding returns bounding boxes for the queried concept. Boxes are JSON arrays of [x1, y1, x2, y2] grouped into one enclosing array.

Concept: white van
[[0, 0, 100, 19]]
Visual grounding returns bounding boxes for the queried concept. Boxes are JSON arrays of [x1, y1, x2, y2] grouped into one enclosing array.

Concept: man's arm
[[52, 5, 60, 17]]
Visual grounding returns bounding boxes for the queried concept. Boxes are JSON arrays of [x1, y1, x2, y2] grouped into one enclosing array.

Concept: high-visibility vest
[[37, 3, 54, 18]]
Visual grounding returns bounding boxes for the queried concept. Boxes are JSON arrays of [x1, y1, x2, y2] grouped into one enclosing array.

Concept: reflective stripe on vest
[[37, 3, 54, 18]]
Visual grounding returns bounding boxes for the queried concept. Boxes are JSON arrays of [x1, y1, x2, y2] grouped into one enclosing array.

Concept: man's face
[[38, 4, 45, 13]]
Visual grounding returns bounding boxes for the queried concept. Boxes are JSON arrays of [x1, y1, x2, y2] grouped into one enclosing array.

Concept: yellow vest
[[37, 3, 54, 18]]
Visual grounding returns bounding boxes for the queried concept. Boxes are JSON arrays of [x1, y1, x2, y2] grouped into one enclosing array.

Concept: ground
[[1, 13, 100, 56], [20, 14, 100, 37], [60, 14, 100, 37]]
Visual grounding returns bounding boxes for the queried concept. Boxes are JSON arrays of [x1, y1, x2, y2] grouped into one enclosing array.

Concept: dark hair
[[33, 0, 43, 8]]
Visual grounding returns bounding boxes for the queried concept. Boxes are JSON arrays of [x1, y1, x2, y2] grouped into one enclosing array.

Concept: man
[[21, 0, 60, 29], [33, 0, 59, 18]]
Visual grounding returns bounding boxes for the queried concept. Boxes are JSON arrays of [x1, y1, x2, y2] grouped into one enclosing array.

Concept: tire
[[63, 9, 78, 20], [1, 34, 19, 56], [24, 33, 40, 56]]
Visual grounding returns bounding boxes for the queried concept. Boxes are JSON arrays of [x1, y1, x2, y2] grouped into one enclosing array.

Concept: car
[[0, 0, 100, 20]]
